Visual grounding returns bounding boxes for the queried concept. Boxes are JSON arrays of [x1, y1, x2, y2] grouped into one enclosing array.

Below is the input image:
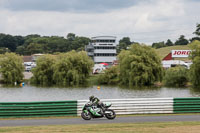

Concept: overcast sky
[[0, 0, 200, 44]]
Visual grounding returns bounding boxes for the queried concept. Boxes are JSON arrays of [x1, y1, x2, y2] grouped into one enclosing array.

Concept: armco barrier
[[174, 97, 200, 113], [0, 101, 77, 118], [1, 98, 200, 118]]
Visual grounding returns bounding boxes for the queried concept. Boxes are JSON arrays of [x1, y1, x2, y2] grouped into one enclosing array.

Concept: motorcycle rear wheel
[[81, 111, 92, 120], [105, 109, 116, 120]]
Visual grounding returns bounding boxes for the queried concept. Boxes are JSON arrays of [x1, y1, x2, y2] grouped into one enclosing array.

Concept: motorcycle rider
[[89, 95, 103, 115]]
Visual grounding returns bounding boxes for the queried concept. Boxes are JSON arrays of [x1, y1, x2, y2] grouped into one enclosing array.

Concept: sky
[[0, 0, 200, 44]]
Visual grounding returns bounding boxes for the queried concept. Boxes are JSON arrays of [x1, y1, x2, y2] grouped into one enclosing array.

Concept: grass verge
[[0, 121, 200, 133]]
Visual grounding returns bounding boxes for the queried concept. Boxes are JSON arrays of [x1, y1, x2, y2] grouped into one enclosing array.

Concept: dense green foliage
[[31, 54, 56, 85], [174, 35, 189, 45], [152, 41, 166, 49], [53, 51, 93, 86], [97, 66, 119, 84], [165, 39, 174, 46], [163, 66, 189, 86], [118, 43, 163, 86], [0, 33, 90, 55], [0, 34, 24, 52], [31, 51, 93, 86], [193, 23, 200, 36], [189, 40, 200, 87], [0, 53, 24, 84], [117, 37, 132, 53]]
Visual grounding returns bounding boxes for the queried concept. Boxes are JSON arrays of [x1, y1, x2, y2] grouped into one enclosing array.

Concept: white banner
[[171, 50, 191, 58]]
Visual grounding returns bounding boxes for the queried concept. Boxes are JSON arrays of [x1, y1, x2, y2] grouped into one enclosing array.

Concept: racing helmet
[[89, 95, 94, 101]]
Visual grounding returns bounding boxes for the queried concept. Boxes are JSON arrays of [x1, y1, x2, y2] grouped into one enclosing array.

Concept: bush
[[163, 66, 189, 86], [0, 53, 24, 84], [97, 66, 119, 85]]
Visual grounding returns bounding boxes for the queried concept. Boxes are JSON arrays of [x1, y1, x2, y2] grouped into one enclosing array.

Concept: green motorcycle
[[81, 101, 116, 120]]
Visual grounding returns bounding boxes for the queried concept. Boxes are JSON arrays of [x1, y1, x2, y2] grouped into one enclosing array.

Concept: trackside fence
[[77, 98, 174, 116], [0, 101, 77, 118], [174, 98, 200, 113], [0, 97, 200, 118]]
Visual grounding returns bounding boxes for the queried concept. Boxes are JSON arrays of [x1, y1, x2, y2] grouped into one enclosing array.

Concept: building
[[85, 36, 117, 64], [22, 54, 43, 72]]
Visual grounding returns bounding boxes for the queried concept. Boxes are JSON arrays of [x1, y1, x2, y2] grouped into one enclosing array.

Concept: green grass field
[[155, 45, 190, 60], [0, 121, 200, 133]]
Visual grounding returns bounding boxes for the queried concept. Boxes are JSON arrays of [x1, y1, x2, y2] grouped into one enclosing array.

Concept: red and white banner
[[171, 50, 191, 58]]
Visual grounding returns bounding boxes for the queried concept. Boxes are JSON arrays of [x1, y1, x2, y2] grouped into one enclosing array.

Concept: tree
[[165, 39, 173, 46], [193, 23, 200, 36], [152, 41, 165, 49], [117, 37, 132, 53], [70, 36, 90, 51], [47, 36, 69, 53], [0, 33, 18, 52], [118, 43, 163, 86], [16, 45, 29, 55], [27, 43, 44, 55], [31, 54, 56, 85], [189, 37, 200, 43], [0, 53, 24, 84], [14, 35, 25, 46], [175, 35, 189, 45], [188, 40, 200, 87], [53, 50, 94, 86], [67, 33, 76, 41]]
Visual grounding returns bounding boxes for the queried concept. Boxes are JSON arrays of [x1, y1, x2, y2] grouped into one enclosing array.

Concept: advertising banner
[[171, 50, 191, 58]]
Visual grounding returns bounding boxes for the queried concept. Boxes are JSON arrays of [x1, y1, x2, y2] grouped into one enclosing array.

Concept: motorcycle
[[81, 101, 116, 120]]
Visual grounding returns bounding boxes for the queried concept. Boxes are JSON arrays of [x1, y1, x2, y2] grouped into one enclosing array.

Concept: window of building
[[94, 53, 116, 56], [94, 46, 116, 49], [94, 39, 116, 43]]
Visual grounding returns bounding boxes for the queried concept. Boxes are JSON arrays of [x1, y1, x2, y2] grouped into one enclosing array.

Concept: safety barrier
[[77, 98, 174, 116], [0, 101, 77, 118], [174, 98, 200, 113], [1, 97, 200, 118]]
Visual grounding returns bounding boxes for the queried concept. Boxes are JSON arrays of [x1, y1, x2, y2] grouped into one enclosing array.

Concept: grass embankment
[[0, 121, 200, 133], [155, 45, 190, 60]]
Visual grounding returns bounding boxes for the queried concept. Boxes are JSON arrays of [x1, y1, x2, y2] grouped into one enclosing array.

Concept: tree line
[[0, 33, 90, 55], [1, 23, 199, 55], [0, 41, 200, 88], [117, 23, 200, 51]]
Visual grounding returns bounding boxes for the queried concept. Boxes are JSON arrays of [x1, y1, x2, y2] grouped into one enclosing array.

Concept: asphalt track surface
[[0, 114, 200, 127]]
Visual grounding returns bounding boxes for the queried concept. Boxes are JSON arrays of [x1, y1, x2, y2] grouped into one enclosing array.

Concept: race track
[[0, 114, 200, 127]]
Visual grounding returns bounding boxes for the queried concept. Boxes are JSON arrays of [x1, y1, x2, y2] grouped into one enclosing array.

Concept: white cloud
[[0, 0, 199, 45]]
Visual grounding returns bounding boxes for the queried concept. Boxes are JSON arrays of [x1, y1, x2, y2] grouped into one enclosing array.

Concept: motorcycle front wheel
[[81, 111, 92, 120], [105, 109, 116, 120]]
